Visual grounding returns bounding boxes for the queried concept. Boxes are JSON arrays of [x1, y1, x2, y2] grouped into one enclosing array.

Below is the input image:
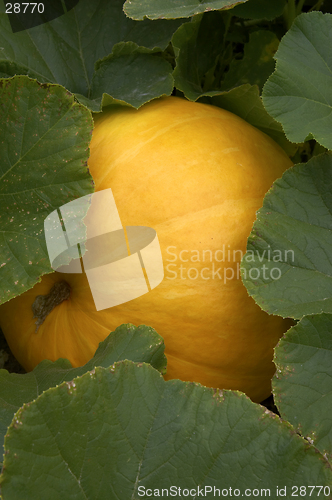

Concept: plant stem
[[240, 18, 269, 27], [296, 0, 306, 15], [223, 12, 232, 45], [283, 0, 297, 30], [308, 0, 325, 11]]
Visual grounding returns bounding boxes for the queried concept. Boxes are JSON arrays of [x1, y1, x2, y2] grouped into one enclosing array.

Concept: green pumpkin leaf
[[0, 76, 93, 305], [0, 0, 182, 110], [91, 42, 174, 110], [230, 0, 286, 20], [0, 324, 166, 456], [172, 14, 296, 157], [123, 0, 246, 21], [241, 153, 332, 319], [262, 12, 332, 150], [1, 362, 332, 498], [273, 314, 332, 462], [172, 13, 227, 101]]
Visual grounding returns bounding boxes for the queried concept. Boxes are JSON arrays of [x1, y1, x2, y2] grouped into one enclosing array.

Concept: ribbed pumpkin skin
[[0, 97, 293, 402]]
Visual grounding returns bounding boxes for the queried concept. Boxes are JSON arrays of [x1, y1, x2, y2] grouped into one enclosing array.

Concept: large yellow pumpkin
[[0, 96, 293, 402]]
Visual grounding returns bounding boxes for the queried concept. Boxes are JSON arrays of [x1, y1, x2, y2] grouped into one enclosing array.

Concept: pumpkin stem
[[32, 281, 71, 333]]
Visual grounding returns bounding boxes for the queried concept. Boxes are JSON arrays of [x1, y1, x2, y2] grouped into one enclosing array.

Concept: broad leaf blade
[[91, 42, 174, 109], [273, 314, 332, 461], [172, 12, 226, 101], [0, 324, 166, 455], [172, 16, 296, 157], [241, 154, 332, 319], [0, 76, 93, 304], [0, 0, 182, 110], [1, 362, 331, 498], [123, 0, 246, 20], [262, 12, 332, 150], [231, 0, 286, 20]]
